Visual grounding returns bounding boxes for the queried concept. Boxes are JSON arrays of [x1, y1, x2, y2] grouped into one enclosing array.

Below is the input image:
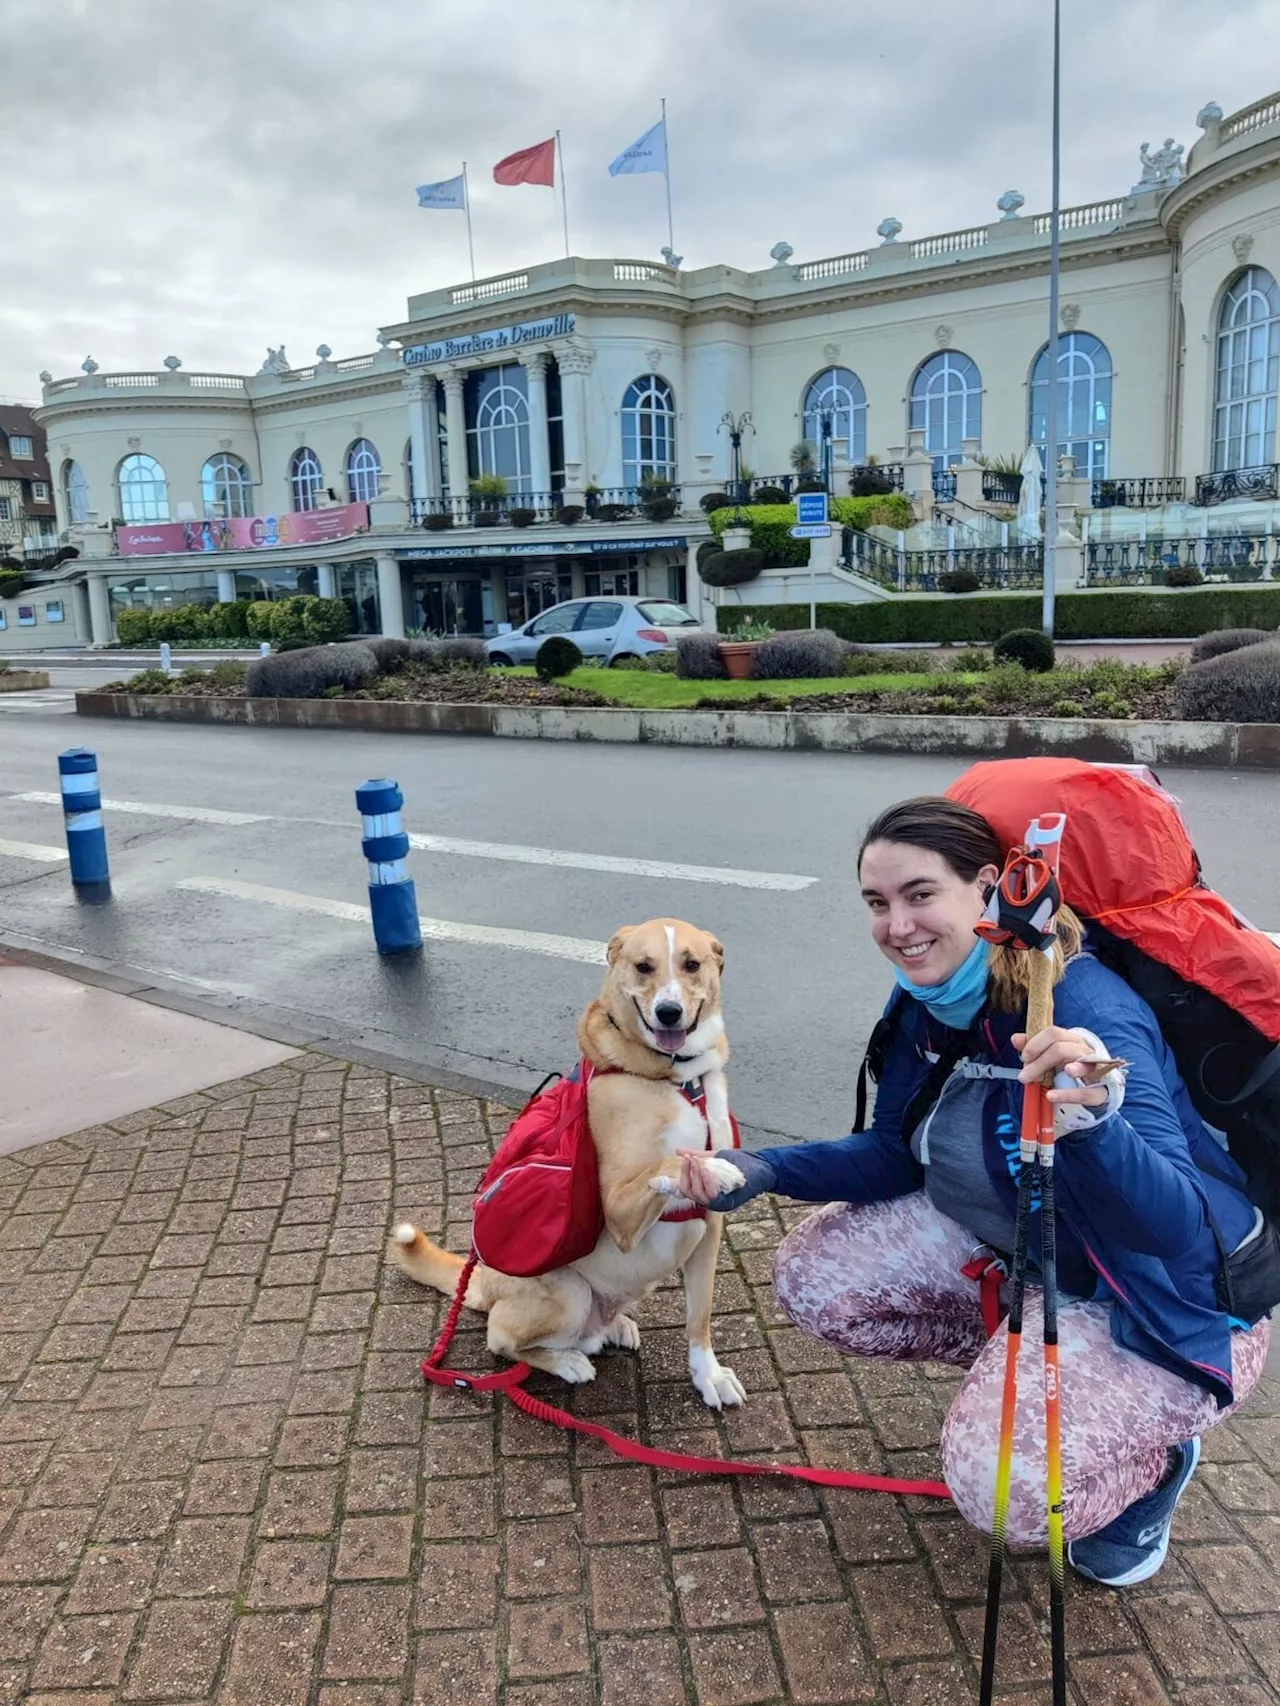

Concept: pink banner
[[115, 504, 369, 557]]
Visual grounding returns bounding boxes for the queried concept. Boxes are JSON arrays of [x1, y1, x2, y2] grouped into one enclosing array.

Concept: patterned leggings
[[773, 1192, 1271, 1548]]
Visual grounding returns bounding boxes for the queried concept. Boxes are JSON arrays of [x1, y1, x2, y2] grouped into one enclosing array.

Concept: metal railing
[[413, 494, 563, 527], [932, 469, 958, 502], [1091, 476, 1187, 508], [1086, 534, 1280, 586], [448, 273, 529, 306], [851, 532, 1043, 592], [981, 471, 1023, 504], [586, 486, 682, 520], [1194, 465, 1279, 506]]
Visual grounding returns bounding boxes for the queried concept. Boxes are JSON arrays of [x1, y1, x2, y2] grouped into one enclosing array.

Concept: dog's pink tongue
[[652, 1026, 688, 1055]]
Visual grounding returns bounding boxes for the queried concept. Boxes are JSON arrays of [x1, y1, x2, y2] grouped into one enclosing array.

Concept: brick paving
[[0, 1050, 1276, 1705]]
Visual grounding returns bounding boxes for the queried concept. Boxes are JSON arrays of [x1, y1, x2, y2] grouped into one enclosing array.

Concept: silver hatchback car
[[484, 596, 704, 667]]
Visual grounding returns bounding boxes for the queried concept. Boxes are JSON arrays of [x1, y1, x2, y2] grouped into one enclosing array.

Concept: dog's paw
[[605, 1314, 641, 1352], [689, 1346, 747, 1410], [548, 1349, 597, 1384], [704, 1156, 746, 1194]]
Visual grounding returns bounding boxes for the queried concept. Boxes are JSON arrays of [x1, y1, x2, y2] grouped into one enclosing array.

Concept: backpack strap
[[853, 990, 907, 1133]]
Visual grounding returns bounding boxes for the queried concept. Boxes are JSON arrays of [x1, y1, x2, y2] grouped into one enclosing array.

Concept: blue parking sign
[[796, 491, 829, 525]]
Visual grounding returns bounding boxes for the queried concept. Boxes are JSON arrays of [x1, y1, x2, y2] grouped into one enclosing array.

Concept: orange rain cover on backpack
[[947, 757, 1280, 1043]]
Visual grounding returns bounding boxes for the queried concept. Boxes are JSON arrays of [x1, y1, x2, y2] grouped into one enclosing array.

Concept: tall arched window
[[118, 453, 169, 523], [290, 447, 323, 512], [1029, 332, 1113, 479], [802, 367, 867, 465], [1214, 267, 1280, 471], [909, 351, 982, 469], [62, 459, 89, 525], [345, 439, 382, 504], [621, 375, 676, 490], [200, 453, 253, 518], [466, 365, 531, 490]]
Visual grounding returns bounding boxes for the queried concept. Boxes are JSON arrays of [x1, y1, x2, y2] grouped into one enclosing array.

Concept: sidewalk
[[0, 968, 1277, 1704]]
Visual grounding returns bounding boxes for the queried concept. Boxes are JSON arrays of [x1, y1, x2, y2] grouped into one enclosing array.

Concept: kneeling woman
[[679, 796, 1271, 1586]]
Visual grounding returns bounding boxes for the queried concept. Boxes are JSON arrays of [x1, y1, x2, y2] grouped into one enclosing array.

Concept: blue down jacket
[[757, 953, 1259, 1406]]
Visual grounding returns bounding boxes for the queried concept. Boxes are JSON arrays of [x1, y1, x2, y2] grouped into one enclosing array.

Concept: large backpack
[[946, 758, 1280, 1213]]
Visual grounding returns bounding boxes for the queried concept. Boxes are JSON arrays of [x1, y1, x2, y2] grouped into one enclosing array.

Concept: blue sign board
[[796, 491, 829, 526]]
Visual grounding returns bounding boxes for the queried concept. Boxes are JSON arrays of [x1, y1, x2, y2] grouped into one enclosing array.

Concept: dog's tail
[[388, 1223, 488, 1310]]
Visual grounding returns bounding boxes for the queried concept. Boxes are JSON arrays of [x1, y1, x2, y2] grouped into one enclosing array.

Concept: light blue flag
[[416, 174, 466, 209], [608, 117, 667, 177]]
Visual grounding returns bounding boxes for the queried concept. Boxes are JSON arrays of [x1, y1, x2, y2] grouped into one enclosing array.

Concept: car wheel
[[488, 652, 514, 668], [609, 653, 637, 667]]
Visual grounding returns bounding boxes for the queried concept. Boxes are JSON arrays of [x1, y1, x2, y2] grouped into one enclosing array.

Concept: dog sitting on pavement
[[389, 917, 749, 1409]]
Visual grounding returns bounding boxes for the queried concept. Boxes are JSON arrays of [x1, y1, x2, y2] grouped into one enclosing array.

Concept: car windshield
[[636, 601, 699, 627]]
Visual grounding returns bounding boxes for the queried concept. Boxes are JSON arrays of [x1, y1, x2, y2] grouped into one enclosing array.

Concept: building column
[[404, 371, 441, 508], [520, 350, 553, 496], [442, 368, 470, 505], [558, 340, 594, 505], [87, 574, 113, 646], [375, 553, 405, 637], [317, 562, 336, 599], [216, 569, 237, 603]]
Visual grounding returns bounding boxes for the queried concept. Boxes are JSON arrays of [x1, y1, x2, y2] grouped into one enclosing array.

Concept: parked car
[[484, 596, 704, 666]]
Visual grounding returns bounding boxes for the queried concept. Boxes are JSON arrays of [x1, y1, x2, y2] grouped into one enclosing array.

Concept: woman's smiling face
[[859, 840, 999, 986]]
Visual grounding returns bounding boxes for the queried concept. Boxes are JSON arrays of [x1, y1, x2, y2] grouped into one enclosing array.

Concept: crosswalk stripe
[[177, 877, 608, 964], [14, 792, 269, 826], [0, 838, 67, 862]]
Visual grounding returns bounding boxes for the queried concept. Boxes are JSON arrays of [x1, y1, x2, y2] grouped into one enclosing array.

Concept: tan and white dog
[[389, 917, 749, 1409]]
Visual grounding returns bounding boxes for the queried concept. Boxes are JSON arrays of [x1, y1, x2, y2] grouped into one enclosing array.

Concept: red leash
[[421, 1253, 952, 1501]]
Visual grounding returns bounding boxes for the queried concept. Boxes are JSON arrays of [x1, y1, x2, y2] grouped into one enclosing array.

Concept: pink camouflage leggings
[[773, 1192, 1271, 1548]]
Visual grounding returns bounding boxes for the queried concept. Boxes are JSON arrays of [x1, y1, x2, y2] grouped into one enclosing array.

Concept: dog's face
[[603, 918, 725, 1058]]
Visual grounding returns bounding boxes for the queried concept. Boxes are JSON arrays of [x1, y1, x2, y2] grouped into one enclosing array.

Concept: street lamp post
[[719, 411, 754, 510], [1042, 0, 1062, 636]]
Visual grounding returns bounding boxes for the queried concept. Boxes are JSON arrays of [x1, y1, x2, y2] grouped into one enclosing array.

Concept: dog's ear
[[708, 934, 725, 971], [606, 926, 637, 966]]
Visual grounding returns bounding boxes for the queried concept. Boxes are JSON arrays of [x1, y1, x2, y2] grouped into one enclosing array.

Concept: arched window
[[200, 453, 253, 518], [289, 447, 323, 512], [1213, 267, 1280, 472], [62, 459, 89, 525], [345, 438, 382, 504], [802, 367, 867, 465], [621, 375, 676, 491], [1029, 332, 1113, 479], [466, 365, 531, 490], [118, 453, 169, 523], [909, 351, 982, 469]]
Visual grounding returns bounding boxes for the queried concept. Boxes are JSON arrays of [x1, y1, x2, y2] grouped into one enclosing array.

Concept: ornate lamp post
[[719, 411, 754, 510]]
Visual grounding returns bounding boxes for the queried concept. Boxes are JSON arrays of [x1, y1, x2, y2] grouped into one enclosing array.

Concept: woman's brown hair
[[858, 796, 1083, 1014]]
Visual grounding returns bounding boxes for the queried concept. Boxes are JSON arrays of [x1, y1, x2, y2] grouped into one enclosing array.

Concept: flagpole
[[556, 130, 570, 257], [661, 97, 675, 259], [1041, 0, 1061, 637], [461, 161, 476, 281]]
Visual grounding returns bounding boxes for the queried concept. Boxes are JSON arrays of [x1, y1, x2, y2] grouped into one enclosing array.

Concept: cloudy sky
[[1, 0, 1270, 401]]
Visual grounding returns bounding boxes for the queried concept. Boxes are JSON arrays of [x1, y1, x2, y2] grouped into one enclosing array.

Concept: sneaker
[[1068, 1436, 1201, 1587]]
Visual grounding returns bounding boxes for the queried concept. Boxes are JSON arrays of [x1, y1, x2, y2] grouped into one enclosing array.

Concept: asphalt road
[[2, 706, 1278, 1144]]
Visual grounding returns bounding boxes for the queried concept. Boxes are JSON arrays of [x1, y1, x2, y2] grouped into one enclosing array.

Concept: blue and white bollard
[[58, 749, 110, 888], [259, 641, 271, 657], [159, 641, 172, 676], [355, 779, 422, 954]]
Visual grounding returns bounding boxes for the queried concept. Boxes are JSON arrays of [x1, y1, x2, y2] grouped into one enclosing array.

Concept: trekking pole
[[975, 814, 1069, 1706]]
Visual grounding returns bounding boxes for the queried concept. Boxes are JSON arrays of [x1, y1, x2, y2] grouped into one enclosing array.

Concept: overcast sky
[[1, 0, 1270, 401]]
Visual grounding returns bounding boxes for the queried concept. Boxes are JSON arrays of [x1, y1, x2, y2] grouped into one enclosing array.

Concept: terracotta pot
[[718, 641, 758, 680]]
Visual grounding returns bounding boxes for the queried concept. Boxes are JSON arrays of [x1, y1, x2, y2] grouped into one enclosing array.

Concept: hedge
[[707, 496, 914, 567], [716, 585, 1280, 644], [113, 595, 349, 647]]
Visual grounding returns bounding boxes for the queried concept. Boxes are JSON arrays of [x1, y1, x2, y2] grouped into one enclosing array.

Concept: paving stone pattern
[[0, 1051, 1276, 1703]]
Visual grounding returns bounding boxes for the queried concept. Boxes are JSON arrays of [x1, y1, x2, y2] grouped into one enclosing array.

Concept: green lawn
[[497, 666, 967, 707]]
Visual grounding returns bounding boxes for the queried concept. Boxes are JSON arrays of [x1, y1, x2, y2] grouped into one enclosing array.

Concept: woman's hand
[[1012, 1026, 1120, 1110], [675, 1148, 777, 1212]]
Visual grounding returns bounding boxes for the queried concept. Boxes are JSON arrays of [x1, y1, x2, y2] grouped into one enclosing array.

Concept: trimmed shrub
[[367, 637, 414, 672], [0, 573, 25, 599], [676, 632, 728, 680], [750, 628, 845, 680], [148, 609, 182, 643], [422, 637, 487, 671], [556, 505, 584, 525], [848, 465, 897, 497], [751, 485, 788, 504], [700, 491, 732, 513], [950, 645, 993, 673], [207, 599, 252, 639], [794, 478, 826, 494], [1092, 693, 1135, 719], [114, 608, 153, 645], [245, 641, 378, 699], [841, 648, 934, 676], [209, 660, 247, 688], [509, 507, 537, 528], [1173, 641, 1280, 723], [940, 569, 982, 594], [246, 601, 276, 640], [269, 597, 311, 643], [173, 602, 211, 641], [595, 504, 629, 522], [1050, 699, 1087, 717], [707, 495, 914, 568], [423, 513, 454, 531], [1189, 627, 1275, 665], [303, 597, 350, 644], [535, 635, 582, 680], [698, 548, 765, 588], [643, 496, 679, 521], [1164, 563, 1204, 588], [611, 654, 652, 670], [990, 630, 1051, 672], [646, 648, 677, 672]]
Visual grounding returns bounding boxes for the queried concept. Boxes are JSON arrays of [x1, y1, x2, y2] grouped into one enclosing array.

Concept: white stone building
[[6, 90, 1280, 652]]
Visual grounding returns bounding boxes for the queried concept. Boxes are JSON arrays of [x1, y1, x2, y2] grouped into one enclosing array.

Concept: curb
[[74, 689, 1280, 769]]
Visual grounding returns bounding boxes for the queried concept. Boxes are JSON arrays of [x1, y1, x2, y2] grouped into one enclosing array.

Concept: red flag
[[493, 137, 556, 187]]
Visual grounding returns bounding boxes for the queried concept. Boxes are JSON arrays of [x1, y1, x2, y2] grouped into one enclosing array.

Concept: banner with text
[[115, 504, 369, 557]]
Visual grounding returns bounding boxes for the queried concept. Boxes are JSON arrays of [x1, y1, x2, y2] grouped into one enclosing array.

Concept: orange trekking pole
[[975, 813, 1068, 1706]]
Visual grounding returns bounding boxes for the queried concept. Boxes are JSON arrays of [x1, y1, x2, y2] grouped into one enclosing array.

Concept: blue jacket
[[758, 954, 1258, 1406]]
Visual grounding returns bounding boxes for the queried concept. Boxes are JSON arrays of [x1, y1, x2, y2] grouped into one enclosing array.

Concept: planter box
[[0, 670, 51, 692]]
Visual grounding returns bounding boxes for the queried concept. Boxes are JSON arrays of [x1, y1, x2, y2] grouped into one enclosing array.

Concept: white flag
[[416, 174, 466, 209], [608, 117, 667, 178]]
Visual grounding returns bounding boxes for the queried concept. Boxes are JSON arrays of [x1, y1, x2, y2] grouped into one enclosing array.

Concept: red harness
[[658, 1077, 742, 1223]]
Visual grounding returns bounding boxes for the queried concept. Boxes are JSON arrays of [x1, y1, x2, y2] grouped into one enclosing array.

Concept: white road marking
[[14, 792, 268, 827], [177, 876, 608, 964], [0, 838, 68, 862]]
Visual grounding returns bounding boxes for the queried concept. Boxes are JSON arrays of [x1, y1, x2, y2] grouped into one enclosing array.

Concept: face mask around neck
[[893, 936, 990, 1030]]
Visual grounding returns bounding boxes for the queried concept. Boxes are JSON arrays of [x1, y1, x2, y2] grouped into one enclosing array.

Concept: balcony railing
[[932, 469, 958, 502], [981, 471, 1023, 505], [1091, 476, 1187, 509], [851, 533, 1043, 592], [586, 486, 683, 521], [848, 464, 905, 494], [1194, 465, 1279, 506], [410, 487, 685, 529], [1086, 534, 1279, 586]]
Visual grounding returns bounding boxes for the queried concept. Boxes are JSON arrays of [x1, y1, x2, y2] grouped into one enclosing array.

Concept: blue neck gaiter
[[894, 937, 991, 1031]]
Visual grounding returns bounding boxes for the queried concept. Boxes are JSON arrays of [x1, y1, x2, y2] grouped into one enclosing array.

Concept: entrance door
[[412, 575, 485, 636]]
